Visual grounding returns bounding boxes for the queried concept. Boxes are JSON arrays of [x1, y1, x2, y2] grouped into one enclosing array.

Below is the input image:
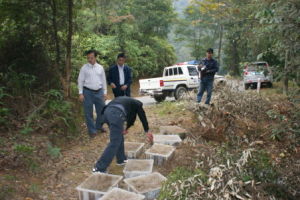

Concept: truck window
[[187, 66, 198, 76], [174, 67, 178, 75], [165, 69, 169, 76], [168, 68, 173, 76], [179, 67, 183, 75]]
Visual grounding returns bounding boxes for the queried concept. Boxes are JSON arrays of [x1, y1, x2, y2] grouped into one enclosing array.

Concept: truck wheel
[[268, 82, 273, 88], [154, 95, 166, 103], [244, 84, 250, 90], [175, 86, 187, 100]]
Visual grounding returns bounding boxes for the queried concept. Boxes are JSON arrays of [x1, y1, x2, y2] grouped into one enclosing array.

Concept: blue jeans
[[95, 107, 127, 171], [197, 77, 214, 104], [83, 88, 105, 134]]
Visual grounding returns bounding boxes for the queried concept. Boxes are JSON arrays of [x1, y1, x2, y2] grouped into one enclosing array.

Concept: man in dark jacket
[[93, 96, 153, 173], [108, 53, 132, 97], [197, 48, 219, 104]]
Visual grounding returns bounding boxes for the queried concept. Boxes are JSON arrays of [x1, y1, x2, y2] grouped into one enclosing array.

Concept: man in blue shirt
[[197, 48, 219, 104]]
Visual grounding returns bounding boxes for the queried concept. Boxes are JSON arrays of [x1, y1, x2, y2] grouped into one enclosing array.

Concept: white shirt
[[118, 64, 125, 85], [78, 62, 107, 94]]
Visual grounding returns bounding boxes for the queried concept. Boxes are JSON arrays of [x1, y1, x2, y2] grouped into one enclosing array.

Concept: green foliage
[[159, 167, 207, 200], [0, 185, 15, 200], [13, 144, 35, 155], [3, 175, 17, 181], [47, 143, 61, 159], [19, 126, 34, 135], [154, 101, 185, 116], [29, 183, 41, 194], [13, 143, 39, 171], [130, 0, 176, 38], [244, 150, 277, 182], [43, 89, 74, 128], [73, 33, 176, 78], [0, 86, 10, 126], [270, 127, 284, 141]]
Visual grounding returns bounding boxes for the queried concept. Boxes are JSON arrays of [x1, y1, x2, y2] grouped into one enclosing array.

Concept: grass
[[159, 167, 207, 200], [243, 150, 277, 183], [0, 185, 15, 200], [154, 101, 186, 116], [259, 81, 299, 97]]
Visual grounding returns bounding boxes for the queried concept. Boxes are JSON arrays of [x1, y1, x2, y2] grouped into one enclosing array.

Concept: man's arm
[[125, 66, 133, 86], [137, 102, 149, 132], [101, 66, 107, 95], [206, 60, 219, 73], [78, 66, 85, 94]]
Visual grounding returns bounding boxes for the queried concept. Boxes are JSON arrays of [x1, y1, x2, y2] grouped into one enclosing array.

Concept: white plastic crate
[[76, 173, 123, 200], [153, 134, 182, 146], [124, 172, 167, 200], [145, 143, 175, 165], [125, 142, 145, 159], [99, 188, 145, 200], [123, 159, 154, 178]]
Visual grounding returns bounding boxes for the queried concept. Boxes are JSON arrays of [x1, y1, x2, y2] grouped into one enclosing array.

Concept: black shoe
[[92, 168, 107, 174], [116, 159, 128, 166]]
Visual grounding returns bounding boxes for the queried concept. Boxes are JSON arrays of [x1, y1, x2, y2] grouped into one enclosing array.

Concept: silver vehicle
[[243, 61, 273, 90]]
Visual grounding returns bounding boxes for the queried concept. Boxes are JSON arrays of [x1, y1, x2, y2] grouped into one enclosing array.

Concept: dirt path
[[29, 104, 195, 200]]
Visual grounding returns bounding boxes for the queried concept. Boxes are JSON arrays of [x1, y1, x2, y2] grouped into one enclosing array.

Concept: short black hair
[[206, 48, 214, 54], [117, 53, 126, 59], [85, 49, 99, 57]]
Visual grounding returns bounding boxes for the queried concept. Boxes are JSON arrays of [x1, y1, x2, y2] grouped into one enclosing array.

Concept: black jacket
[[104, 96, 149, 132], [199, 58, 219, 79], [107, 65, 132, 97]]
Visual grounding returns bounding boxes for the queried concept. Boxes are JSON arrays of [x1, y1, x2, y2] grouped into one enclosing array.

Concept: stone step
[[145, 143, 175, 165], [153, 134, 182, 146], [124, 142, 145, 159], [123, 159, 154, 178], [159, 125, 187, 140], [76, 173, 123, 200], [99, 188, 145, 200], [124, 172, 167, 200]]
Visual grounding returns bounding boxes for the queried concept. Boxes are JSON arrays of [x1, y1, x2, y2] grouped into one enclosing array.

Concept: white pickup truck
[[139, 64, 199, 102]]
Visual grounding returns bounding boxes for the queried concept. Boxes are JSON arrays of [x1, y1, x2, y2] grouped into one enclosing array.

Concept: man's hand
[[201, 65, 207, 71], [121, 85, 128, 91], [111, 83, 117, 89], [146, 132, 153, 144], [79, 94, 84, 102], [122, 129, 128, 135]]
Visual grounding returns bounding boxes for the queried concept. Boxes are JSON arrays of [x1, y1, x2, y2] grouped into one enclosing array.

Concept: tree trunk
[[50, 0, 60, 65], [65, 0, 73, 97], [296, 65, 300, 87], [283, 50, 289, 95], [217, 25, 223, 64], [232, 40, 240, 76]]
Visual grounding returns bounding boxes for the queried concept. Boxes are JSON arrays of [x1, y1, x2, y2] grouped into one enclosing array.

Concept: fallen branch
[[24, 98, 48, 127]]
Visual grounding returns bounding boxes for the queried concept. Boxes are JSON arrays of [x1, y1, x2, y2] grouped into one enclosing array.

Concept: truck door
[[187, 66, 199, 88]]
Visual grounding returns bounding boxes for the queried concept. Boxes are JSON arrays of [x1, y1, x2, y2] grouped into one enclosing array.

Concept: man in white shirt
[[78, 50, 107, 137]]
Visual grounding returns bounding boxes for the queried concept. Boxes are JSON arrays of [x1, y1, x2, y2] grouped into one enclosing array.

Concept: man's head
[[85, 49, 98, 65], [117, 53, 126, 66], [206, 48, 214, 60]]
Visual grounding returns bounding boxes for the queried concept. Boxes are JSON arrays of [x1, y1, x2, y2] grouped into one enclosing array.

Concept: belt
[[83, 86, 101, 92]]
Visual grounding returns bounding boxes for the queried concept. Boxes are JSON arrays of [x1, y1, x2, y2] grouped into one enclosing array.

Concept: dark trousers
[[197, 77, 214, 104], [83, 88, 105, 134], [112, 86, 131, 98], [95, 107, 127, 172]]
